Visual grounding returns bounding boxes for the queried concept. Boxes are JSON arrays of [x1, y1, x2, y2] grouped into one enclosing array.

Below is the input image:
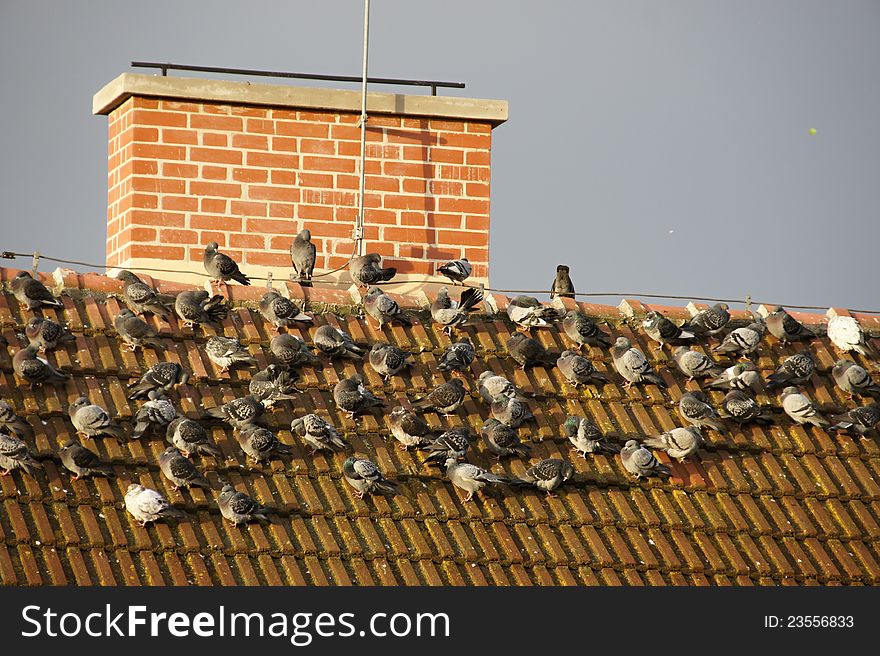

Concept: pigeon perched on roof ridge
[[712, 322, 765, 358], [204, 241, 250, 285], [827, 315, 877, 360], [437, 258, 471, 285], [10, 271, 64, 310], [363, 286, 412, 328], [682, 302, 730, 337], [431, 286, 483, 335], [174, 290, 228, 328], [290, 229, 316, 287], [562, 310, 613, 350], [116, 270, 174, 321], [506, 295, 559, 330], [766, 306, 816, 344], [642, 310, 696, 349], [350, 253, 396, 287]]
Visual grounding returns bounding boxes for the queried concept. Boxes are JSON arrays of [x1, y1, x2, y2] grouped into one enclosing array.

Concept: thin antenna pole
[[354, 0, 370, 256]]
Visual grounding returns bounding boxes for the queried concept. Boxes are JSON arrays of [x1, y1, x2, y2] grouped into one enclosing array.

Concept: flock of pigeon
[[2, 234, 879, 530]]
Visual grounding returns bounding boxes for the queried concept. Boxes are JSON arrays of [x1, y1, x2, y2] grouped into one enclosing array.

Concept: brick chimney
[[93, 73, 507, 288]]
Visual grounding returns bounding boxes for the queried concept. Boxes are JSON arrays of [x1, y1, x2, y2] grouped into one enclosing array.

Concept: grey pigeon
[[25, 317, 75, 352], [132, 391, 177, 439], [713, 322, 765, 357], [291, 414, 347, 453], [827, 315, 877, 360], [766, 306, 815, 344], [506, 295, 558, 329], [248, 364, 298, 407], [116, 270, 174, 321], [0, 400, 33, 441], [683, 303, 730, 337], [506, 331, 556, 369], [0, 432, 41, 477], [620, 440, 671, 479], [422, 428, 472, 465], [174, 290, 228, 328], [127, 362, 189, 400], [641, 427, 703, 461], [563, 416, 620, 457], [830, 403, 880, 436], [165, 417, 221, 457], [113, 309, 165, 352], [342, 456, 398, 498], [13, 344, 69, 388], [68, 396, 126, 440], [217, 484, 272, 525], [259, 289, 312, 331], [438, 339, 475, 374], [235, 424, 291, 463], [204, 241, 250, 285], [350, 253, 396, 287], [159, 446, 211, 490], [678, 391, 727, 433], [517, 458, 575, 496], [478, 372, 523, 404], [387, 406, 433, 450], [270, 333, 320, 370], [490, 396, 534, 428], [480, 418, 530, 459], [610, 337, 666, 388], [437, 258, 471, 285], [780, 386, 829, 427], [431, 286, 483, 334], [124, 484, 184, 526], [290, 229, 316, 286], [312, 324, 365, 360], [445, 457, 511, 502], [368, 342, 414, 379], [59, 441, 114, 479], [706, 362, 763, 394], [722, 390, 773, 425], [333, 375, 386, 419], [205, 394, 266, 429], [672, 346, 723, 381], [549, 265, 575, 300], [10, 271, 63, 310], [642, 310, 696, 349], [557, 350, 607, 387], [832, 359, 880, 399], [363, 287, 412, 328], [766, 351, 815, 389], [206, 335, 258, 372], [562, 310, 613, 349], [413, 378, 467, 416]]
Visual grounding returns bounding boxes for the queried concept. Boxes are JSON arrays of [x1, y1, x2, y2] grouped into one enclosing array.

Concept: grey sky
[[1, 1, 878, 310]]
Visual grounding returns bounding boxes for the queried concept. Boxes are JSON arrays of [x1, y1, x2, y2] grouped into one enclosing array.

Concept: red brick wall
[[106, 96, 493, 279]]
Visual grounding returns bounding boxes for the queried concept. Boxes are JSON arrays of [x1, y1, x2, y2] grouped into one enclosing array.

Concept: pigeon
[[159, 447, 211, 490], [205, 395, 266, 430], [68, 396, 126, 440], [557, 350, 608, 387], [368, 342, 414, 380], [506, 332, 556, 369], [683, 303, 730, 338], [672, 346, 723, 381], [206, 336, 258, 372], [127, 362, 189, 400], [722, 390, 773, 425], [765, 306, 815, 344], [477, 372, 523, 404], [438, 339, 475, 374], [204, 241, 250, 285], [517, 458, 575, 496], [562, 310, 612, 349], [422, 428, 472, 465], [291, 414, 347, 453], [312, 324, 365, 360], [0, 432, 41, 477], [827, 315, 877, 360], [563, 416, 620, 457], [270, 333, 320, 370], [766, 351, 815, 389], [132, 391, 177, 439], [333, 375, 386, 419], [480, 418, 530, 458], [342, 456, 398, 498], [713, 322, 765, 358], [832, 359, 880, 399], [642, 311, 696, 349], [0, 400, 33, 441], [678, 391, 727, 433], [59, 441, 114, 479], [445, 458, 511, 502], [387, 407, 433, 450], [437, 258, 471, 285], [620, 440, 671, 479], [706, 362, 764, 394], [10, 271, 63, 310], [165, 417, 221, 457], [235, 424, 291, 463], [641, 427, 703, 461], [290, 229, 316, 286], [248, 364, 298, 407], [610, 337, 666, 388], [830, 403, 880, 436], [549, 265, 575, 300], [506, 295, 558, 329], [124, 484, 184, 526], [217, 484, 272, 525], [25, 317, 75, 352], [490, 396, 534, 428], [116, 270, 174, 320], [259, 289, 312, 332], [113, 309, 165, 352], [363, 287, 412, 328], [174, 290, 228, 328], [779, 387, 829, 427], [350, 253, 396, 287], [413, 378, 467, 416], [12, 345, 70, 388], [431, 286, 483, 334]]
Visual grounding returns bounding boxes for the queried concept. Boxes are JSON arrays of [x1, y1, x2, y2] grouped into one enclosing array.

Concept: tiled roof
[[1, 265, 879, 586]]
